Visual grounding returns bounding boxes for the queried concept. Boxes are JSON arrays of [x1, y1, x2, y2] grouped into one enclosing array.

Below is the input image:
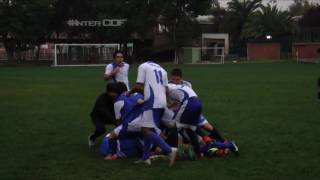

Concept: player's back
[[168, 84, 198, 102], [117, 93, 143, 122], [137, 61, 168, 108]]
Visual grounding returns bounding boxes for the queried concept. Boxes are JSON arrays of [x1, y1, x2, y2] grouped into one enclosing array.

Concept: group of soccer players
[[89, 50, 239, 166]]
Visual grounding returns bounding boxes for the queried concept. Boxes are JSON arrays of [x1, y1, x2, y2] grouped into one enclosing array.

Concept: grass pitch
[[0, 61, 319, 180]]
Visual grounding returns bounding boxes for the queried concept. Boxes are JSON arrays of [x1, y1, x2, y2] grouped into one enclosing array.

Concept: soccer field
[[1, 61, 319, 180]]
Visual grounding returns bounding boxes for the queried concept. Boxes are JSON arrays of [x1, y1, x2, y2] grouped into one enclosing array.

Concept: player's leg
[[202, 123, 225, 142], [104, 126, 122, 159], [207, 140, 239, 156], [88, 117, 106, 147], [198, 114, 225, 142], [185, 128, 202, 158], [140, 109, 177, 166]]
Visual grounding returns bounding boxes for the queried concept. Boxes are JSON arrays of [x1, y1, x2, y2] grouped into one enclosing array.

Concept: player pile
[[88, 62, 239, 166]]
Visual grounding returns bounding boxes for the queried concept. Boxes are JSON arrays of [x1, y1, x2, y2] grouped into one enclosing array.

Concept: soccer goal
[[181, 46, 225, 64], [53, 44, 120, 67]]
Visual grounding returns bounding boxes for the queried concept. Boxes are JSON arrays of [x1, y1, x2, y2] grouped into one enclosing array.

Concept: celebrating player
[[104, 50, 130, 90], [169, 68, 192, 88], [132, 52, 177, 166]]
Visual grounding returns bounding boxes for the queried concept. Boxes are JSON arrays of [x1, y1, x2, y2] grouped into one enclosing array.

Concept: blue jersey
[[114, 93, 144, 136], [100, 136, 143, 158], [114, 93, 144, 123]]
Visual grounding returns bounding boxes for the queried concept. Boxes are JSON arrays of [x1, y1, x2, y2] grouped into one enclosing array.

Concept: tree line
[[0, 0, 319, 62]]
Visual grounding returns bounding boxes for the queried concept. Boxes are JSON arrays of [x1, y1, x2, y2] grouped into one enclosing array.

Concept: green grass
[[1, 62, 320, 180]]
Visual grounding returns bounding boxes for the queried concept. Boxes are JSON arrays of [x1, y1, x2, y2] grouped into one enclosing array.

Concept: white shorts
[[127, 115, 144, 132], [161, 107, 175, 128], [140, 109, 164, 128]]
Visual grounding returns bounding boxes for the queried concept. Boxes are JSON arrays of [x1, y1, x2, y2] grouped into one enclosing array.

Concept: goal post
[[181, 46, 225, 64], [53, 43, 120, 67]]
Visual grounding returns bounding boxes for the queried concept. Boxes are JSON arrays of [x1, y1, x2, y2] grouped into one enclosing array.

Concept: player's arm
[[114, 100, 124, 124], [104, 65, 121, 81], [129, 64, 145, 95], [136, 93, 145, 105]]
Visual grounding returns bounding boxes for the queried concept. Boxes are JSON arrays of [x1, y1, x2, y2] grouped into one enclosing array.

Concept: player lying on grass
[[100, 131, 238, 160], [100, 134, 143, 159], [177, 133, 239, 159], [88, 83, 118, 147]]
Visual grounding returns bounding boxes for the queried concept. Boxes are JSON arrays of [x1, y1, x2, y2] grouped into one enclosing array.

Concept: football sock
[[166, 128, 178, 147], [210, 141, 233, 149], [143, 131, 171, 160], [196, 127, 205, 137], [186, 129, 201, 156], [109, 138, 117, 155], [209, 128, 224, 142]]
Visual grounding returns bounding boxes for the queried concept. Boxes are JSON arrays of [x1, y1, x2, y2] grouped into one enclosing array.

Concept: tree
[[219, 0, 262, 55], [158, 0, 212, 63], [299, 5, 320, 28], [0, 0, 54, 62], [289, 0, 314, 16], [243, 4, 296, 40], [209, 0, 227, 33]]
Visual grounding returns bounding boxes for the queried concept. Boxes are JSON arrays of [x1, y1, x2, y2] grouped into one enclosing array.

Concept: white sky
[[218, 0, 320, 10]]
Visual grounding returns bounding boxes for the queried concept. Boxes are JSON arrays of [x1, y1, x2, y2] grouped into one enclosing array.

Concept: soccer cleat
[[230, 141, 239, 156], [134, 159, 151, 166], [88, 135, 95, 147], [104, 154, 118, 160], [168, 147, 178, 167]]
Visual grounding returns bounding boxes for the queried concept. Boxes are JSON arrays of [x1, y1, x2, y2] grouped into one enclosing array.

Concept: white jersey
[[182, 80, 192, 88], [136, 61, 168, 108], [105, 62, 130, 89], [167, 83, 198, 103]]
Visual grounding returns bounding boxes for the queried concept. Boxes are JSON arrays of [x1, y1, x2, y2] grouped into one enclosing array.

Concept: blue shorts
[[179, 97, 202, 126]]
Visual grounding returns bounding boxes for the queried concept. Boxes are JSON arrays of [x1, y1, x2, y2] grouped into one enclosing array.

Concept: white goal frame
[[182, 46, 225, 64], [53, 43, 120, 67]]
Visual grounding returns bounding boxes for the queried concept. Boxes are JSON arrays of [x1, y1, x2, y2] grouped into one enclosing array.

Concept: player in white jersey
[[169, 68, 192, 88], [104, 50, 130, 90], [133, 57, 177, 166]]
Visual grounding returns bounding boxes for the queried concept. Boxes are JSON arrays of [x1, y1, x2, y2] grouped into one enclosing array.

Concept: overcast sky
[[218, 0, 320, 10]]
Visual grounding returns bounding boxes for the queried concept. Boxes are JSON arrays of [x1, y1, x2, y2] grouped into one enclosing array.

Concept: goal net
[[53, 44, 120, 66], [181, 47, 225, 64]]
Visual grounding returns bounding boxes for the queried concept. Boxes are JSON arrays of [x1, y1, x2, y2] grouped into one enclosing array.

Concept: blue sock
[[210, 141, 233, 149], [109, 138, 117, 155], [142, 136, 152, 160], [149, 132, 172, 155]]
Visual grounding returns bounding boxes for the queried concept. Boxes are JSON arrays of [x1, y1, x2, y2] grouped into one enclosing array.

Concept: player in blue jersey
[[100, 135, 143, 159], [104, 82, 145, 160]]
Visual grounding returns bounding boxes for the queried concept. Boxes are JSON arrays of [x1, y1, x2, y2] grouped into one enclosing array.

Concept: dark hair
[[106, 83, 118, 93], [116, 82, 128, 94], [113, 50, 124, 58], [171, 68, 183, 77], [140, 48, 154, 61]]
